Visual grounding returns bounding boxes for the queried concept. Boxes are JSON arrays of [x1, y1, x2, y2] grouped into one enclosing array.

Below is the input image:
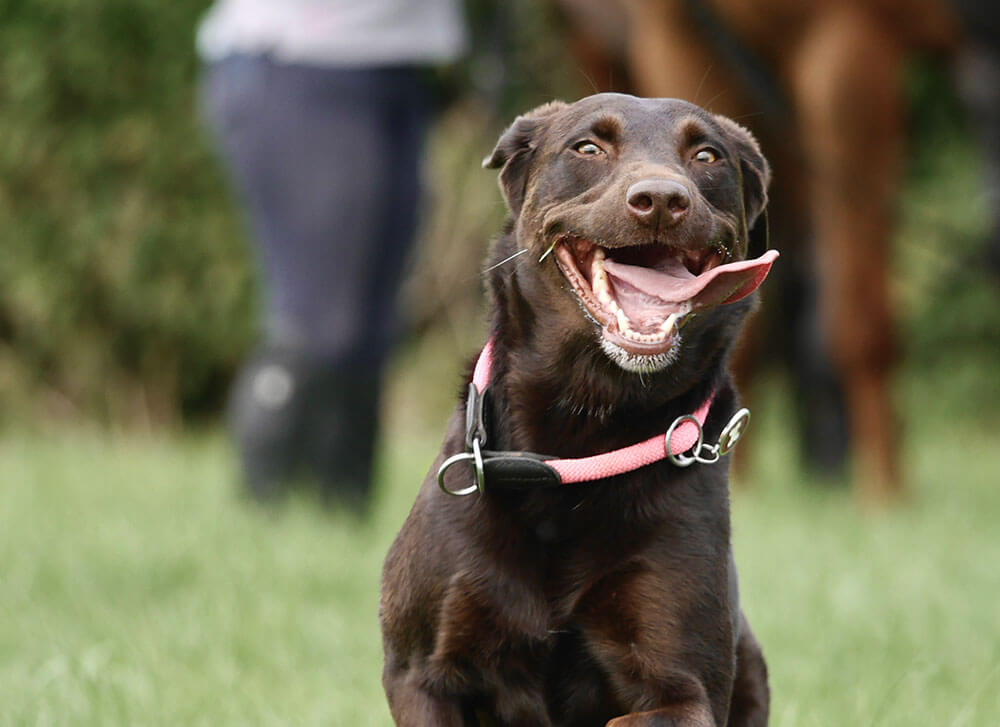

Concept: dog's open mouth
[[554, 238, 779, 358]]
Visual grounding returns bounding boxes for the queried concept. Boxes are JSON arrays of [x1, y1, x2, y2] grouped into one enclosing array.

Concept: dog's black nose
[[626, 179, 690, 227]]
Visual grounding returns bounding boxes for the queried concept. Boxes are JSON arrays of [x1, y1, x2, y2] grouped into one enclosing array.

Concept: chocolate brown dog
[[380, 94, 775, 726]]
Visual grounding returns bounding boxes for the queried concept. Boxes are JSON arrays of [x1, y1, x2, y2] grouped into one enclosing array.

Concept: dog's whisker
[[730, 110, 767, 122], [702, 87, 730, 109], [693, 65, 713, 107], [538, 241, 559, 263], [576, 65, 600, 95], [483, 248, 528, 273]]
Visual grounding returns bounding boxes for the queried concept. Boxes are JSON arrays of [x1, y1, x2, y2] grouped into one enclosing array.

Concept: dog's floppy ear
[[483, 101, 568, 215], [713, 115, 771, 256]]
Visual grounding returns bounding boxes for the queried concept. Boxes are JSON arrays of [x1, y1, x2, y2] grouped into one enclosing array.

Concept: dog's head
[[485, 94, 776, 375]]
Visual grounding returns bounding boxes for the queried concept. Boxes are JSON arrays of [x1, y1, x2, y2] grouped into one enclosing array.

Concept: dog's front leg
[[579, 565, 732, 727], [608, 709, 714, 726], [607, 703, 716, 727], [382, 668, 465, 727], [605, 685, 716, 727], [608, 707, 714, 726], [726, 612, 769, 727]]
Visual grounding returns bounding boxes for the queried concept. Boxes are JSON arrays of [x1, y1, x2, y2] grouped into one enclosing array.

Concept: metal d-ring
[[665, 414, 704, 468], [436, 437, 486, 496]]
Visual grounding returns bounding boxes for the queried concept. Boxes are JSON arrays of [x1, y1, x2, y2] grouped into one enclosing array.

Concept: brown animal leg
[[607, 704, 714, 726], [578, 568, 731, 727], [621, 0, 750, 119], [382, 668, 465, 726], [603, 614, 769, 727], [789, 6, 904, 502], [726, 613, 769, 727]]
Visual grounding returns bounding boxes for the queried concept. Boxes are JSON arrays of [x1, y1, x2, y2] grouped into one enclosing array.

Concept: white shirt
[[197, 0, 466, 67]]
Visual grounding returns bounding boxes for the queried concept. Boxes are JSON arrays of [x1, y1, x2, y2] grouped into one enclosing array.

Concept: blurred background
[[1, 0, 997, 724]]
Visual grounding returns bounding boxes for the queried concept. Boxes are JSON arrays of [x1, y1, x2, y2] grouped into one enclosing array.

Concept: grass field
[[2, 341, 999, 726]]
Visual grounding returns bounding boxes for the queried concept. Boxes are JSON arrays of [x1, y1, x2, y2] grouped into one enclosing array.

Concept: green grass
[[2, 354, 999, 725], [0, 432, 404, 726], [736, 386, 1000, 726]]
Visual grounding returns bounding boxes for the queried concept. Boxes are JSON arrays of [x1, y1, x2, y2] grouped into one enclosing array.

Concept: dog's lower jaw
[[601, 335, 681, 373], [569, 295, 683, 374]]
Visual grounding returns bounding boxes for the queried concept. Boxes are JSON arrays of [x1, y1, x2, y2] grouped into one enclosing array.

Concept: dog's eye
[[573, 140, 604, 156], [694, 148, 719, 163]]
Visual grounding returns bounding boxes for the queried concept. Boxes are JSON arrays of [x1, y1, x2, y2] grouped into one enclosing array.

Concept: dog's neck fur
[[484, 234, 740, 461]]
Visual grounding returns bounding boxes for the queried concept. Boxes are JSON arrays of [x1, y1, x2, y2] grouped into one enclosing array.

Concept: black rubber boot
[[227, 348, 309, 501], [300, 366, 381, 511]]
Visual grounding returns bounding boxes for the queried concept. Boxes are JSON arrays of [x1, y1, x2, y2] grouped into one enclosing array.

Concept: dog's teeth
[[659, 313, 679, 333], [591, 249, 614, 305], [620, 328, 669, 344], [593, 268, 612, 304], [591, 248, 607, 276], [616, 309, 631, 334]]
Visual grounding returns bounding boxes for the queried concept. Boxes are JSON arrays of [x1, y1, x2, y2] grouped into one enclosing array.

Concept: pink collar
[[437, 338, 751, 496]]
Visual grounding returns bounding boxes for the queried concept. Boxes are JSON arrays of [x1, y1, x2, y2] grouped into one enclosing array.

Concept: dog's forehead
[[553, 93, 717, 138]]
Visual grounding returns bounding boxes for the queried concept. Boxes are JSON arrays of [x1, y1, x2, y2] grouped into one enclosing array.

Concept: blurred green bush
[[0, 0, 580, 428], [0, 0, 254, 426]]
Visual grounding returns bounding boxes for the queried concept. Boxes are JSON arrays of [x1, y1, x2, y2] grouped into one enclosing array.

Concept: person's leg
[[202, 57, 431, 502], [299, 68, 432, 505], [203, 55, 313, 498]]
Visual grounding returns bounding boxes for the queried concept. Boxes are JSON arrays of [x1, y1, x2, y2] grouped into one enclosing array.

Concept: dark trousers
[[203, 55, 430, 362], [202, 56, 432, 500]]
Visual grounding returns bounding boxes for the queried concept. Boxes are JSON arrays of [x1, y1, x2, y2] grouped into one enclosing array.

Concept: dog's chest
[[434, 558, 637, 725], [432, 580, 623, 724]]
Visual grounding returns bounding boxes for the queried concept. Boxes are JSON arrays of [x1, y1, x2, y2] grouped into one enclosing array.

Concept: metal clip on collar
[[666, 407, 751, 468], [438, 383, 489, 496]]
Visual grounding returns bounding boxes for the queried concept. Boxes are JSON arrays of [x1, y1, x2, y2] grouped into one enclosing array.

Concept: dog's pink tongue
[[603, 249, 779, 315]]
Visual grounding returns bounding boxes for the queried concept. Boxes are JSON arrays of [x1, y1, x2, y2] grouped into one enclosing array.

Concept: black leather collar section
[[480, 451, 563, 490], [464, 383, 488, 449], [461, 383, 565, 491]]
